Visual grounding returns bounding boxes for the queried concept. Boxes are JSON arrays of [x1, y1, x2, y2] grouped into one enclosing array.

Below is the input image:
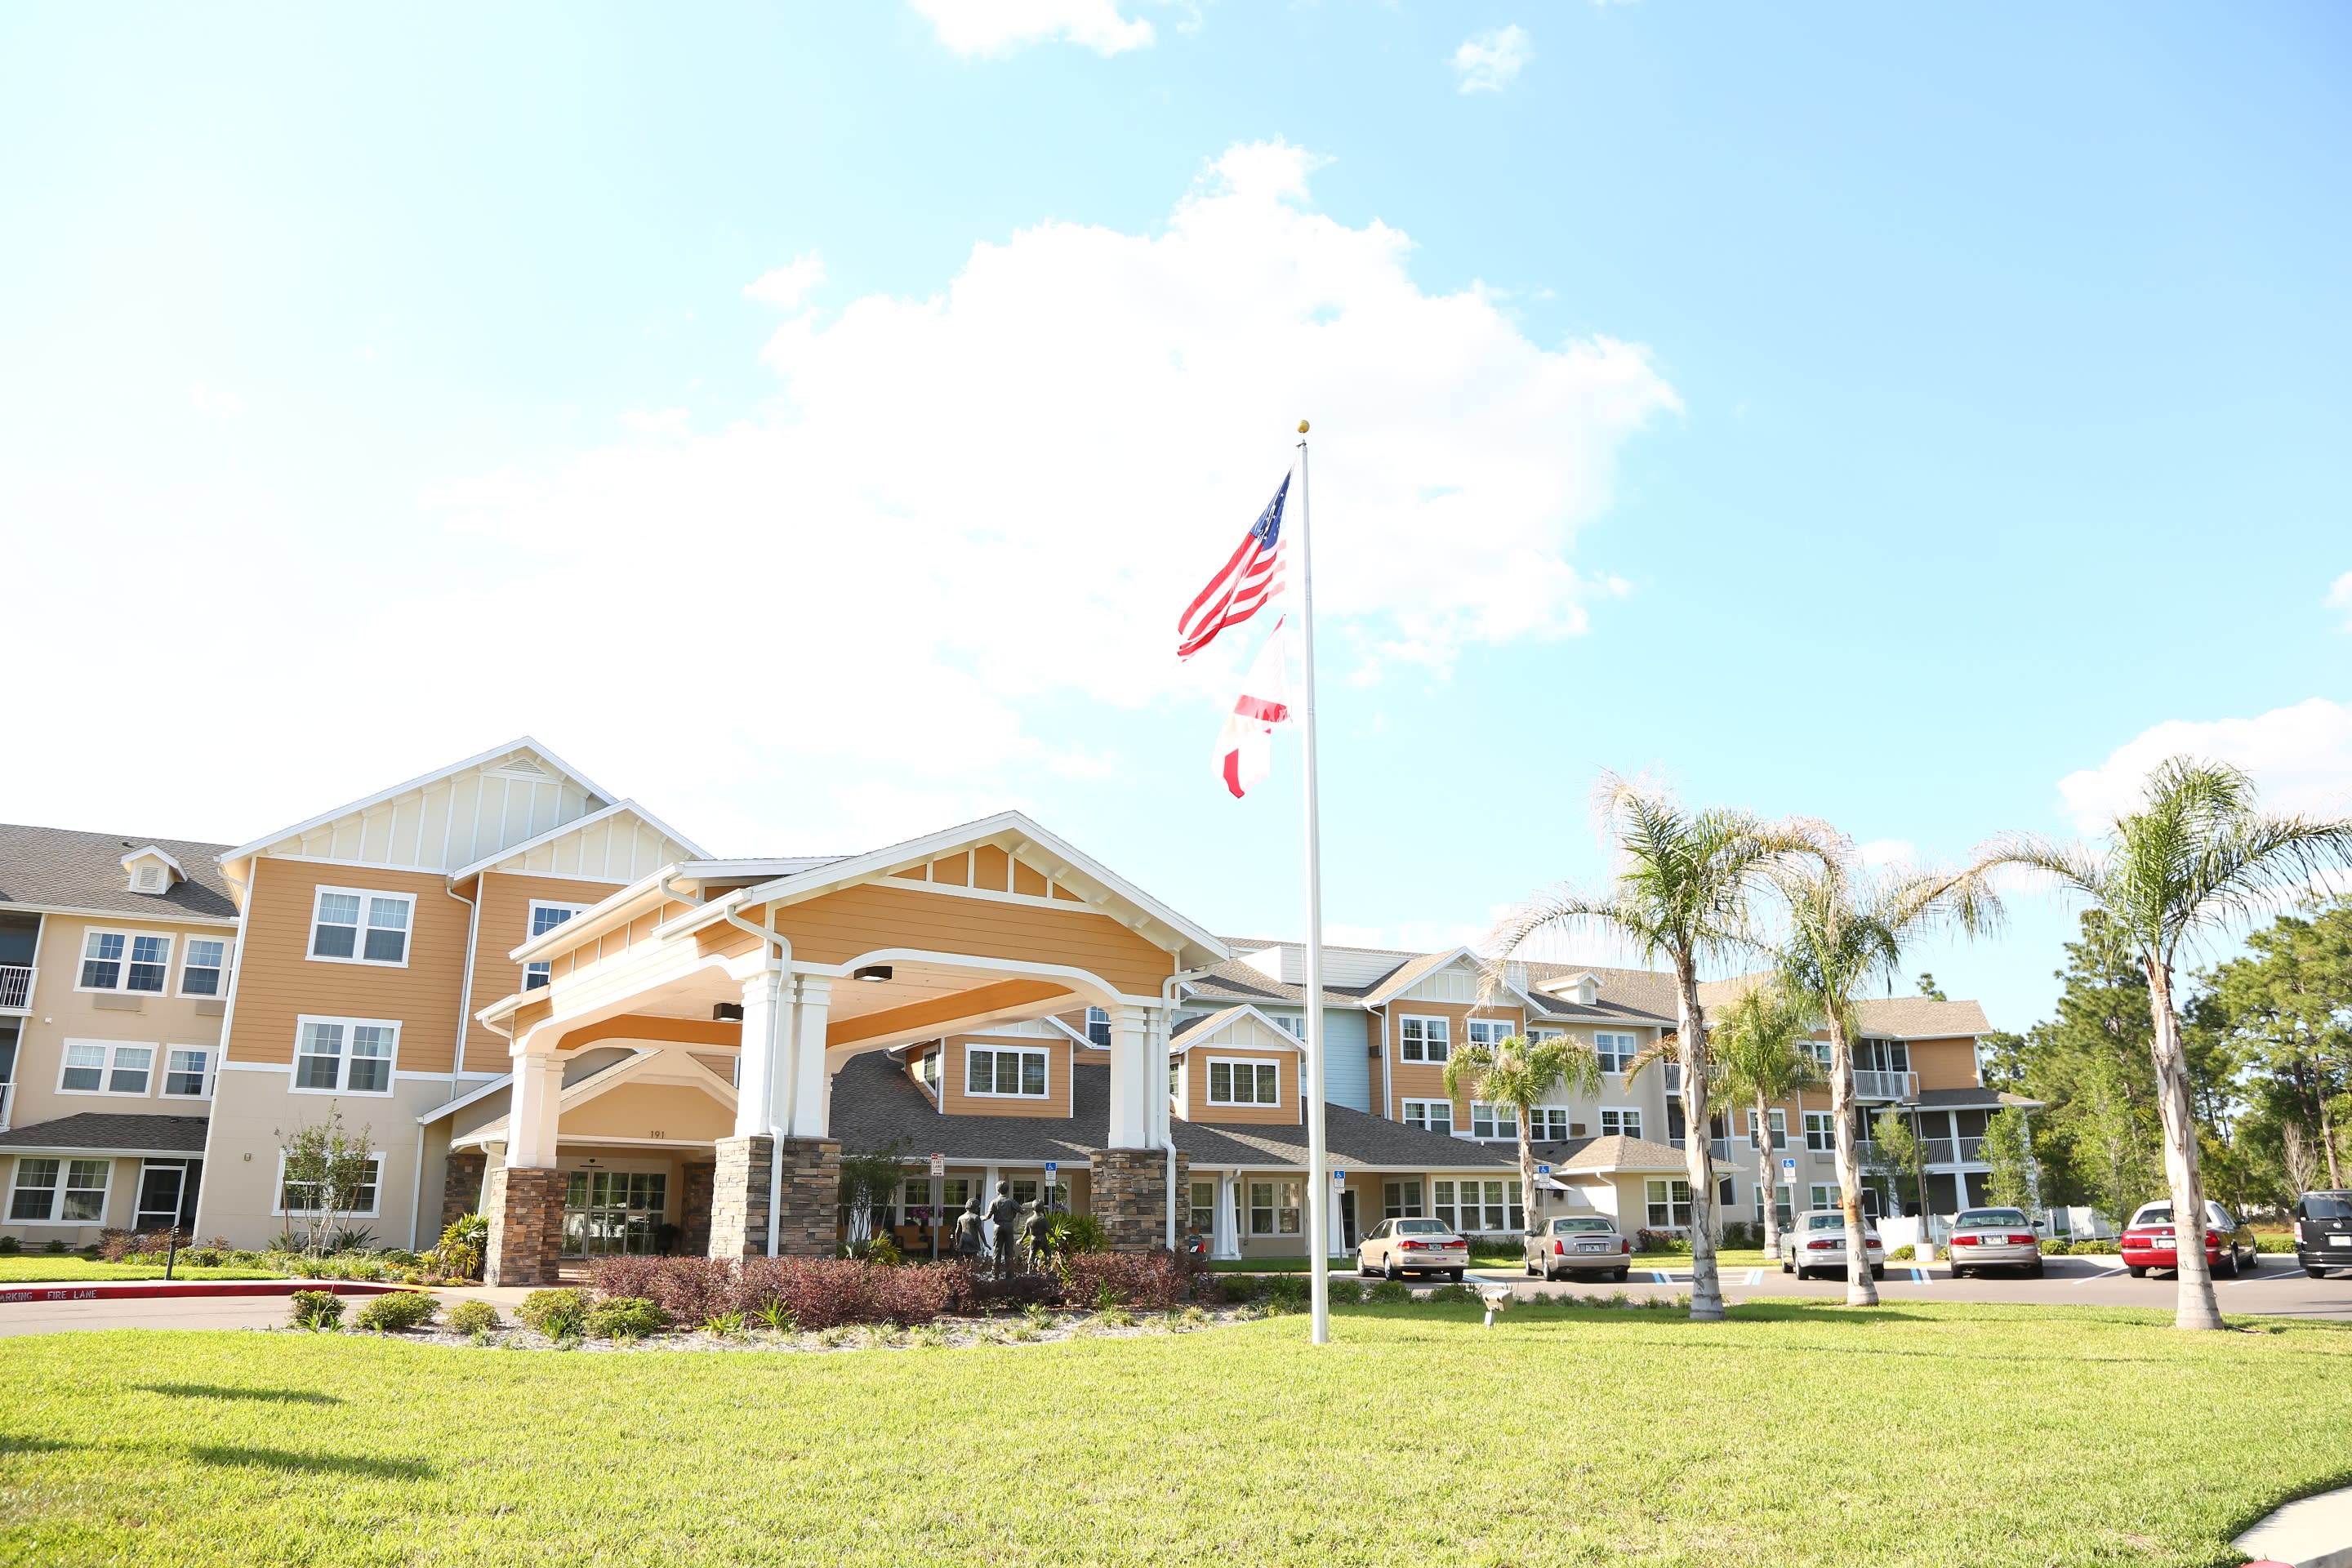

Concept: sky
[[2, 2, 2347, 1035]]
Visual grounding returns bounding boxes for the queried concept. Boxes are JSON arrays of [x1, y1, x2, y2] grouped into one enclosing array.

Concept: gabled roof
[[1166, 1004, 1301, 1053], [1530, 1133, 1688, 1175], [0, 1112, 210, 1156], [451, 798, 707, 880], [0, 824, 238, 924]]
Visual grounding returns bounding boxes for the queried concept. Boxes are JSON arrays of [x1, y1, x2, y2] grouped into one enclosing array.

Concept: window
[[1401, 1098, 1454, 1136], [9, 1157, 110, 1223], [1810, 1183, 1881, 1218], [163, 1047, 212, 1098], [310, 888, 413, 965], [1398, 1016, 1450, 1063], [1753, 1187, 1794, 1227], [1207, 1058, 1280, 1107], [1466, 1018, 1515, 1049], [278, 1152, 383, 1217], [1805, 1111, 1836, 1152], [1470, 1102, 1518, 1140], [59, 1040, 152, 1097], [1190, 1181, 1215, 1236], [1594, 1032, 1637, 1073], [523, 902, 584, 989], [292, 1017, 399, 1095], [1382, 1178, 1424, 1218], [1746, 1109, 1787, 1148], [965, 1045, 1048, 1098], [900, 1176, 970, 1227], [1855, 1038, 1911, 1075], [1274, 1014, 1306, 1039], [1805, 1040, 1833, 1072], [915, 1049, 941, 1090], [1434, 1179, 1522, 1234], [1646, 1178, 1693, 1228], [1599, 1107, 1642, 1141], [78, 930, 172, 994], [1248, 1180, 1301, 1236], [1085, 1006, 1111, 1046], [1528, 1107, 1570, 1141], [180, 938, 227, 996]]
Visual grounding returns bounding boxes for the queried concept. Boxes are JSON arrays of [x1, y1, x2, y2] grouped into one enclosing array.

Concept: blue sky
[[2, 2, 2347, 1033]]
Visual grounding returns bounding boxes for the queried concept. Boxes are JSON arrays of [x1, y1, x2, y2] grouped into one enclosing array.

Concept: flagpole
[[1294, 419, 1331, 1347]]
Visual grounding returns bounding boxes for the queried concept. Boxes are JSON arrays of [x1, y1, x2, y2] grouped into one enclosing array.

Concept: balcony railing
[[0, 1081, 12, 1133], [1852, 1069, 1918, 1102], [0, 965, 31, 1011], [1662, 1065, 1682, 1094]]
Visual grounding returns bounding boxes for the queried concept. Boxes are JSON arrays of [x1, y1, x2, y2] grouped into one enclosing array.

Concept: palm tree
[[1771, 846, 2001, 1307], [1710, 982, 1824, 1263], [1490, 773, 1811, 1321], [1979, 757, 2352, 1331], [1443, 1033, 1602, 1237]]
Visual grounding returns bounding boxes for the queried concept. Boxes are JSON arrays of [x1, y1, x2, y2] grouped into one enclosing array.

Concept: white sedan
[[1782, 1209, 1886, 1281], [1357, 1218, 1469, 1282]]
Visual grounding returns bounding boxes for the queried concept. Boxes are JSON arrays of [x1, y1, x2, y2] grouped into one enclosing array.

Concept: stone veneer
[[1089, 1147, 1188, 1252], [709, 1136, 841, 1258], [679, 1160, 715, 1257], [483, 1165, 566, 1287], [441, 1148, 487, 1234]]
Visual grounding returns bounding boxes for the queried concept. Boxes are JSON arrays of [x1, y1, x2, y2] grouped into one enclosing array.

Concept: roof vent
[[493, 755, 550, 779], [120, 846, 185, 895]]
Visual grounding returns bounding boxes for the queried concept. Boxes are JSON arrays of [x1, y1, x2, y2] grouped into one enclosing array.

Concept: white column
[[787, 975, 831, 1140], [1107, 1004, 1150, 1148], [506, 1052, 564, 1168], [734, 969, 786, 1139], [1214, 1171, 1240, 1258], [1328, 1174, 1348, 1258], [981, 1164, 1003, 1246]]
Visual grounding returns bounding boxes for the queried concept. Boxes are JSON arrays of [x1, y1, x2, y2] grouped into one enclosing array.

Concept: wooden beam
[[825, 978, 1072, 1048]]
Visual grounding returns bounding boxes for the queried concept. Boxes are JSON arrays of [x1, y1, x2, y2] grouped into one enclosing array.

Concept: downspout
[[193, 854, 256, 1241], [1161, 964, 1217, 1251], [447, 876, 480, 1098], [702, 875, 792, 1258]]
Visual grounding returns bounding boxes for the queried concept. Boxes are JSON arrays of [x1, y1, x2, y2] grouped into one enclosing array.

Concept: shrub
[[1325, 1278, 1363, 1305], [1061, 1250, 1198, 1312], [434, 1213, 488, 1280], [447, 1299, 502, 1336], [1426, 1284, 1475, 1305], [1887, 1245, 1916, 1262], [330, 1227, 378, 1254], [585, 1297, 668, 1341], [518, 1288, 590, 1338], [288, 1290, 344, 1330], [1217, 1276, 1259, 1304], [1635, 1230, 1690, 1255], [0, 1235, 19, 1255], [42, 1239, 68, 1255], [861, 1232, 903, 1267], [1045, 1212, 1107, 1257], [871, 1263, 959, 1325], [97, 1229, 136, 1263], [1263, 1274, 1310, 1309], [1366, 1281, 1411, 1303], [1720, 1221, 1762, 1250], [181, 1247, 225, 1268], [351, 1291, 438, 1333]]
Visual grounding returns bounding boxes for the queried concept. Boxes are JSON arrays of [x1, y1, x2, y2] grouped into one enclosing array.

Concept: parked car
[[2291, 1190, 2352, 1279], [1948, 1208, 2044, 1279], [1356, 1217, 1468, 1281], [1782, 1209, 1886, 1281], [1521, 1215, 1633, 1282], [2119, 1200, 2259, 1277]]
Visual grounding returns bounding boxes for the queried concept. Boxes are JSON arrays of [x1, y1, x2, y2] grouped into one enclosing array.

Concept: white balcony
[[1852, 1069, 1918, 1102], [0, 964, 30, 1012]]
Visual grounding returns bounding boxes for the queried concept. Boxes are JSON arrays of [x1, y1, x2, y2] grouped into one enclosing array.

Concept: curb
[[0, 1281, 409, 1305]]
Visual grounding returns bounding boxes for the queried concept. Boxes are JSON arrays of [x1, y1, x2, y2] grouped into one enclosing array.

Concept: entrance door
[[136, 1160, 201, 1232], [562, 1169, 669, 1258], [1339, 1191, 1358, 1250]]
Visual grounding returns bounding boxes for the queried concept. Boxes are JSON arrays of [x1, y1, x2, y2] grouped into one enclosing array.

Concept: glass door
[[562, 1169, 668, 1257], [136, 1160, 201, 1232]]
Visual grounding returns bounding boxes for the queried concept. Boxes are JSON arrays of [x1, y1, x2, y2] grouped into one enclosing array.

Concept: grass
[[2, 1303, 2347, 1566], [0, 1257, 283, 1284]]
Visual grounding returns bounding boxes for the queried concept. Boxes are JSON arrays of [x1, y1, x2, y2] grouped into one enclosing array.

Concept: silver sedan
[[1949, 1207, 2044, 1279]]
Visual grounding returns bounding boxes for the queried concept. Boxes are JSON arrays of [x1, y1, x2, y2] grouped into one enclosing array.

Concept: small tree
[[1979, 1107, 2038, 1210], [278, 1107, 376, 1258], [1443, 1033, 1601, 1233], [837, 1139, 911, 1255], [1866, 1107, 1923, 1218]]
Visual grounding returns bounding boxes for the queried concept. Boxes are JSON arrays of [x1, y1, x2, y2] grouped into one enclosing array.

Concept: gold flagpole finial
[[1297, 420, 1309, 434]]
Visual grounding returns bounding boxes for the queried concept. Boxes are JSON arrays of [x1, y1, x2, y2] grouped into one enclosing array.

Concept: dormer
[[121, 845, 185, 895], [1551, 972, 1601, 1008]]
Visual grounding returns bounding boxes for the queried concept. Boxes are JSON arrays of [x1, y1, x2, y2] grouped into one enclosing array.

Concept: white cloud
[[742, 252, 828, 310], [2327, 570, 2352, 630], [1855, 838, 1918, 869], [188, 382, 243, 417], [911, 0, 1153, 56], [1453, 25, 1532, 94], [2056, 697, 2352, 834], [617, 408, 690, 435]]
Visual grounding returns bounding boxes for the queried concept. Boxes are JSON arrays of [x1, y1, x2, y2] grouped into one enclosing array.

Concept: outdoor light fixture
[[853, 964, 894, 983], [712, 1002, 744, 1022]]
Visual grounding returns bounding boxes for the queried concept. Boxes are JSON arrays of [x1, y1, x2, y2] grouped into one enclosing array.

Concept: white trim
[[159, 1044, 215, 1100], [1204, 1056, 1282, 1108], [70, 927, 176, 997], [1168, 1004, 1307, 1055], [961, 1043, 1050, 1100], [217, 1059, 293, 1075], [290, 1014, 403, 1097], [305, 886, 416, 969], [414, 1071, 514, 1125], [1592, 1031, 1638, 1074], [0, 902, 234, 928], [1468, 1101, 1520, 1141], [175, 934, 232, 1000], [55, 1038, 158, 1099], [1396, 1013, 1451, 1064], [523, 899, 590, 989], [1400, 1097, 1455, 1136], [270, 1147, 387, 1218], [450, 798, 709, 879], [5, 1153, 115, 1226], [1598, 1107, 1645, 1141]]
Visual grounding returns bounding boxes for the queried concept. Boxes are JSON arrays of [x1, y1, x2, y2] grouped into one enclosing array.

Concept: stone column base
[[483, 1165, 566, 1287], [679, 1160, 715, 1256], [1090, 1147, 1187, 1253], [441, 1148, 487, 1235], [710, 1136, 841, 1258]]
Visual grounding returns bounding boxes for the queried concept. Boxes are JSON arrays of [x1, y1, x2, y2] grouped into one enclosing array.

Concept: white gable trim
[[1169, 1004, 1303, 1055], [452, 798, 710, 879]]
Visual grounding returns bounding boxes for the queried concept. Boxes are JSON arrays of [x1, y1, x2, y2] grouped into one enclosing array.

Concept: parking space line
[[1745, 1269, 1762, 1285]]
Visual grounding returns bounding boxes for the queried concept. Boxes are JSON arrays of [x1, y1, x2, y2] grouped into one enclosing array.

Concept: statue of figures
[[987, 1181, 1020, 1277], [952, 1195, 986, 1260], [1019, 1199, 1051, 1272]]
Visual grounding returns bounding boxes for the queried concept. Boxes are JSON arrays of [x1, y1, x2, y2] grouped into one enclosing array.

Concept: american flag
[[1176, 473, 1289, 661]]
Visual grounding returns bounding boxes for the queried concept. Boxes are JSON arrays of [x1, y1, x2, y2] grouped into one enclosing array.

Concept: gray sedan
[[1522, 1215, 1633, 1282], [1949, 1207, 2044, 1278]]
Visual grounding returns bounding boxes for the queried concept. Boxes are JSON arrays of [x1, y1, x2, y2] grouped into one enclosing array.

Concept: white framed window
[[292, 1016, 400, 1095], [1646, 1178, 1693, 1228], [1206, 1058, 1280, 1107], [1599, 1107, 1643, 1141], [1753, 1187, 1794, 1226], [1805, 1111, 1836, 1152], [178, 938, 229, 997], [1594, 1032, 1637, 1073], [1810, 1183, 1882, 1218], [1469, 1102, 1519, 1140], [78, 929, 172, 994], [309, 887, 414, 966], [1248, 1179, 1301, 1236], [274, 1149, 385, 1218], [1401, 1098, 1454, 1136], [1398, 1015, 1450, 1063], [1529, 1027, 1565, 1044], [523, 902, 585, 990], [1085, 1006, 1112, 1046], [1434, 1178, 1521, 1234], [1746, 1108, 1788, 1147], [9, 1156, 111, 1224], [964, 1045, 1048, 1099], [1805, 1040, 1834, 1072], [1189, 1181, 1215, 1235], [915, 1049, 941, 1090], [58, 1040, 154, 1097], [1465, 1018, 1515, 1049], [162, 1046, 213, 1098], [1382, 1178, 1424, 1218], [1273, 1014, 1306, 1039], [1529, 1107, 1570, 1141]]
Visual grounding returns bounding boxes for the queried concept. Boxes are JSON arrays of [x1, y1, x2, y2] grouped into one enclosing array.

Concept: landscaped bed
[[3, 1302, 2345, 1566], [0, 1256, 284, 1284]]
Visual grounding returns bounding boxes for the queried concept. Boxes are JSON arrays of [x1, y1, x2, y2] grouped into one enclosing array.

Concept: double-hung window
[[1382, 1179, 1424, 1218], [9, 1157, 111, 1223], [965, 1045, 1047, 1099], [1248, 1180, 1301, 1236], [1746, 1109, 1787, 1148], [1805, 1040, 1834, 1073], [310, 889, 413, 965], [1401, 1098, 1454, 1136], [1206, 1058, 1279, 1107], [1599, 1107, 1643, 1140], [1804, 1111, 1836, 1152], [59, 1040, 152, 1096], [1085, 1007, 1112, 1046], [1465, 1018, 1515, 1050], [1398, 1016, 1450, 1063], [179, 938, 228, 997], [1433, 1179, 1521, 1234], [294, 1017, 399, 1095], [523, 902, 584, 989], [1189, 1181, 1215, 1235], [1594, 1032, 1637, 1074], [278, 1152, 384, 1218], [79, 930, 172, 994], [1810, 1182, 1882, 1218], [1528, 1107, 1570, 1141], [163, 1047, 212, 1098], [1469, 1102, 1518, 1140], [1645, 1178, 1693, 1228]]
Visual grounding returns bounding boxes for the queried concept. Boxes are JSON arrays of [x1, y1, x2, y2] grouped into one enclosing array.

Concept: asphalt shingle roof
[[1529, 1133, 1690, 1174], [0, 824, 237, 923], [0, 1112, 210, 1155]]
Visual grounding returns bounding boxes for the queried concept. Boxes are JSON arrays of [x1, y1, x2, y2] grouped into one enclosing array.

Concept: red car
[[2119, 1199, 2261, 1278]]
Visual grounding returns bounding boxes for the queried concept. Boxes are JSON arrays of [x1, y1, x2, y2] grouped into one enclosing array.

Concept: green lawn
[[0, 1257, 283, 1284], [3, 1303, 2347, 1566]]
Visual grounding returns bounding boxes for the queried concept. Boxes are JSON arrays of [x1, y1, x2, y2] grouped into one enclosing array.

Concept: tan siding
[[561, 1082, 733, 1143], [767, 881, 1177, 996], [1012, 861, 1049, 899], [225, 858, 465, 1073], [933, 853, 969, 888], [940, 1034, 1073, 1118], [466, 871, 624, 1073], [1910, 1037, 1983, 1091], [1379, 1001, 1524, 1121], [972, 845, 1010, 893], [558, 1014, 742, 1051], [1187, 1045, 1297, 1125], [4, 914, 231, 1134]]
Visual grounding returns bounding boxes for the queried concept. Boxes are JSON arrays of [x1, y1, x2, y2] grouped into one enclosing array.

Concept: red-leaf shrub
[[591, 1254, 738, 1326], [1060, 1249, 1197, 1310], [773, 1258, 878, 1330], [870, 1263, 960, 1325]]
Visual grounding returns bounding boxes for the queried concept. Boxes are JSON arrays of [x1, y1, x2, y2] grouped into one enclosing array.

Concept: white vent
[[492, 756, 550, 779], [136, 865, 164, 891]]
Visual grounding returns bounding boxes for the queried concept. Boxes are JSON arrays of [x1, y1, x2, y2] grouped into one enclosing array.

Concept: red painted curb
[[0, 1281, 410, 1305]]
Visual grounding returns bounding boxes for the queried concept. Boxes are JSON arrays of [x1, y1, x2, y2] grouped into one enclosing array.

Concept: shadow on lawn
[[136, 1383, 343, 1405], [188, 1445, 434, 1481], [0, 1435, 82, 1456]]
